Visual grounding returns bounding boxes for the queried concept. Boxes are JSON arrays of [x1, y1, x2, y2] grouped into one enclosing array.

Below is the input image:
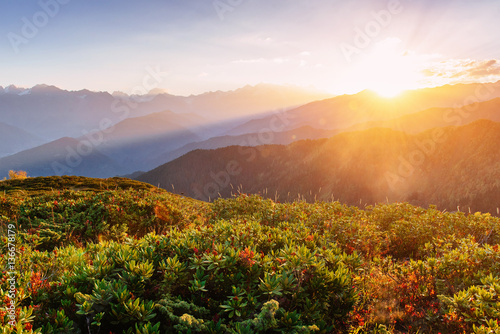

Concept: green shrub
[[1, 177, 499, 333]]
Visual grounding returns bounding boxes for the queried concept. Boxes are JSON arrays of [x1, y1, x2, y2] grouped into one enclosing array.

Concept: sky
[[1, 0, 500, 96]]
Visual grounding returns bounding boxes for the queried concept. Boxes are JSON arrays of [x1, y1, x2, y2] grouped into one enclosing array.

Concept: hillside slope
[[0, 121, 44, 157], [1, 176, 499, 333], [0, 175, 156, 195], [158, 126, 338, 163], [0, 137, 124, 178], [137, 120, 500, 214], [81, 110, 205, 173]]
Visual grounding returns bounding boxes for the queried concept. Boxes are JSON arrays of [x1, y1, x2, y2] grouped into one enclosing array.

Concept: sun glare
[[372, 84, 404, 98], [353, 38, 425, 99]]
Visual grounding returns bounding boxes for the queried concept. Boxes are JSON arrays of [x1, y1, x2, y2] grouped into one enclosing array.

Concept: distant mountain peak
[[112, 91, 128, 97], [4, 85, 23, 94], [31, 84, 63, 94], [18, 89, 31, 96], [148, 88, 170, 95]]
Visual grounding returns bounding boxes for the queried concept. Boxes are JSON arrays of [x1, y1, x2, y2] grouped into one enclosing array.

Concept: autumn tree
[[8, 170, 28, 180]]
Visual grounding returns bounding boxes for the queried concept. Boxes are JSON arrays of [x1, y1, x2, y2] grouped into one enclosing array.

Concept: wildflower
[[239, 248, 256, 267]]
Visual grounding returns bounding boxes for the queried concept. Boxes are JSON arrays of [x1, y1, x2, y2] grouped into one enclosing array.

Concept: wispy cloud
[[231, 58, 266, 64], [231, 58, 291, 64], [423, 59, 500, 83], [1, 0, 499, 95]]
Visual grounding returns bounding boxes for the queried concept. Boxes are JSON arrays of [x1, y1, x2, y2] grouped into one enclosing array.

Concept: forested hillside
[[137, 120, 500, 216]]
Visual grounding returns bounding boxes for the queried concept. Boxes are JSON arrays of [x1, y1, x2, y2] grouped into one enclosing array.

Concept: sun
[[371, 84, 405, 98], [352, 38, 424, 98]]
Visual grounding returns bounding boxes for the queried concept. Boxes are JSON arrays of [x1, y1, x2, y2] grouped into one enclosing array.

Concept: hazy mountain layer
[[0, 137, 124, 178], [227, 81, 500, 135], [137, 120, 500, 215], [0, 122, 44, 157], [0, 83, 331, 141]]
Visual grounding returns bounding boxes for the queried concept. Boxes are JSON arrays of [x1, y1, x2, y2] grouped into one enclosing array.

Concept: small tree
[[8, 170, 28, 180]]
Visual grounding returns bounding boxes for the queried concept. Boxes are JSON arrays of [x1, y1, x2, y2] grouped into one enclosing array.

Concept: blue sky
[[1, 0, 500, 96]]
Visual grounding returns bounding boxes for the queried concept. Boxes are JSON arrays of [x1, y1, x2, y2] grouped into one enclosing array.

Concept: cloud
[[272, 58, 289, 64], [231, 57, 290, 64], [464, 59, 500, 77], [231, 58, 267, 64], [423, 59, 500, 82]]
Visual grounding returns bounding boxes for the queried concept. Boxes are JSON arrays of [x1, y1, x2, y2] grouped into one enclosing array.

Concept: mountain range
[[1, 81, 500, 215], [0, 83, 332, 175], [137, 119, 500, 214], [227, 81, 500, 135], [0, 83, 332, 142]]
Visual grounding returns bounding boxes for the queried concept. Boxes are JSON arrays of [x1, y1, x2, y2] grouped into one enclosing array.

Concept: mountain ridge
[[0, 137, 124, 178], [226, 81, 500, 135], [137, 119, 500, 215], [0, 122, 44, 157]]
